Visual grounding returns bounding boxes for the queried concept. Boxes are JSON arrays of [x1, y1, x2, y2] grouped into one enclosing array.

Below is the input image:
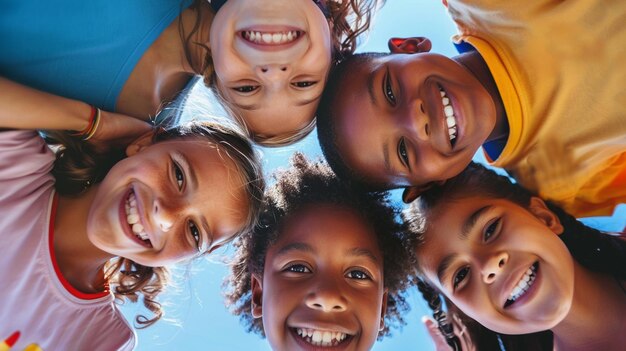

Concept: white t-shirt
[[0, 130, 136, 350]]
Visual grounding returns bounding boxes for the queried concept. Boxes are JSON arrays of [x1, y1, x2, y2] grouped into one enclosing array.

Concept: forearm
[[0, 77, 92, 131]]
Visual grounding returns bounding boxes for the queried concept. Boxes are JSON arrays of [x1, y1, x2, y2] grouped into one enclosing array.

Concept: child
[[0, 0, 381, 146], [404, 163, 626, 351], [316, 0, 626, 216], [224, 153, 413, 350], [0, 87, 265, 349]]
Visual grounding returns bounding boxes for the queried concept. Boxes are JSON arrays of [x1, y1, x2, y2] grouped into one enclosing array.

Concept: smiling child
[[1, 0, 382, 146], [404, 163, 626, 351], [316, 0, 626, 216], [225, 153, 413, 351], [0, 81, 264, 349]]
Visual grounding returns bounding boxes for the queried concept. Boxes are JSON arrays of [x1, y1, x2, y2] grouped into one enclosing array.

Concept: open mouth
[[504, 262, 539, 308], [438, 85, 458, 148], [124, 191, 152, 248], [292, 327, 352, 348], [240, 30, 303, 45]]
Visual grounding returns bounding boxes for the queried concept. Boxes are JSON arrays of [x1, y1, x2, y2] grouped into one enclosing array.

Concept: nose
[[402, 99, 430, 141], [256, 64, 291, 82], [304, 279, 348, 313], [152, 197, 174, 232], [481, 251, 509, 284]]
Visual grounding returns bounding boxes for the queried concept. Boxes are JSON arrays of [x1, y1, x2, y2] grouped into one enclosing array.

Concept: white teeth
[[294, 328, 348, 347], [125, 192, 150, 243], [244, 30, 300, 44], [439, 87, 457, 143], [507, 263, 538, 304]]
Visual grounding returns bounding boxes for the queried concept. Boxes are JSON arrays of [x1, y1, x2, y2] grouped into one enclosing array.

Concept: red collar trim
[[48, 194, 110, 300]]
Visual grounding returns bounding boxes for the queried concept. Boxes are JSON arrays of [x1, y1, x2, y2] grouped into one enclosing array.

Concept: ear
[[125, 131, 155, 157], [388, 37, 432, 54], [401, 182, 433, 203], [379, 289, 389, 332], [251, 274, 264, 319], [207, 244, 223, 255], [527, 197, 564, 235]]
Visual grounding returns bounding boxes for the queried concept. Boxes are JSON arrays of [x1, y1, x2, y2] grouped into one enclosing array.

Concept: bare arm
[[0, 77, 153, 145], [0, 76, 92, 131]]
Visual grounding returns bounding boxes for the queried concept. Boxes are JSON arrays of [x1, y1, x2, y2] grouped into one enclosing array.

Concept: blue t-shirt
[[0, 0, 192, 112]]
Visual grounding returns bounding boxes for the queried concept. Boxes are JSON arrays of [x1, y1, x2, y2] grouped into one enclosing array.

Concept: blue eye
[[286, 264, 311, 274], [453, 266, 469, 290], [384, 70, 396, 105], [347, 269, 371, 280], [173, 162, 184, 190], [484, 218, 501, 242]]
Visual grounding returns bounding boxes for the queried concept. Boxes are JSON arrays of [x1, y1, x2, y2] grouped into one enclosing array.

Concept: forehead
[[276, 204, 382, 258]]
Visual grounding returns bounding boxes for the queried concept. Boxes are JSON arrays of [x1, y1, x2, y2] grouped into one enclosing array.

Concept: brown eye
[[233, 85, 259, 93], [292, 81, 317, 88], [453, 266, 469, 289], [188, 221, 201, 251], [286, 264, 311, 273], [384, 70, 396, 105], [484, 218, 501, 242]]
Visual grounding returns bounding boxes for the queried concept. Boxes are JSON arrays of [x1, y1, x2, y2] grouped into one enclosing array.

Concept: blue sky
[[121, 1, 626, 350]]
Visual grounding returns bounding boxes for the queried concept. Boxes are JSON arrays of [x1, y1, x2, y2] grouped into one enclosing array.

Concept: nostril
[[425, 123, 430, 136], [280, 67, 287, 71], [499, 258, 505, 267], [420, 102, 425, 113], [488, 273, 495, 280], [261, 68, 268, 73]]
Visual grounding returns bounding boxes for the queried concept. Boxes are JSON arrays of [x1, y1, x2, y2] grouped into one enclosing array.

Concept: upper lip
[[499, 262, 534, 307], [289, 321, 356, 337]]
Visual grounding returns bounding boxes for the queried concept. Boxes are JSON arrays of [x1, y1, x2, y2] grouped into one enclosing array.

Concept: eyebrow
[[382, 141, 391, 173], [275, 242, 315, 257], [436, 205, 493, 284], [348, 247, 379, 263], [461, 205, 492, 239], [366, 69, 378, 107]]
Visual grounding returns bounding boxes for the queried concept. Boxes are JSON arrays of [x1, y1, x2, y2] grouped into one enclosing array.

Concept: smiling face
[[252, 204, 387, 351], [331, 52, 496, 190], [416, 196, 574, 334], [86, 136, 249, 267], [210, 0, 331, 138]]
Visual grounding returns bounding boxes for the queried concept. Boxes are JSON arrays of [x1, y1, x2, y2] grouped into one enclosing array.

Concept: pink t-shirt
[[0, 130, 136, 351]]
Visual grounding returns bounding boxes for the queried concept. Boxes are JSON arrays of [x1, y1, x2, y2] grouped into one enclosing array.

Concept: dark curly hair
[[404, 162, 626, 351], [224, 152, 414, 338], [46, 120, 265, 328], [317, 52, 391, 190]]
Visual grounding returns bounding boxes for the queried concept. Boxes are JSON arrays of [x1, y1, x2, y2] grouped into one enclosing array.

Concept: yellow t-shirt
[[446, 0, 626, 217]]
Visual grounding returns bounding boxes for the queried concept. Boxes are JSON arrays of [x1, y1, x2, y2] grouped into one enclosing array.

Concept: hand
[[89, 110, 154, 151], [423, 315, 475, 351]]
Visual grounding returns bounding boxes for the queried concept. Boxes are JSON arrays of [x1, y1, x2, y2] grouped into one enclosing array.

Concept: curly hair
[[317, 52, 390, 189], [224, 152, 413, 338], [403, 162, 626, 351], [46, 120, 265, 328]]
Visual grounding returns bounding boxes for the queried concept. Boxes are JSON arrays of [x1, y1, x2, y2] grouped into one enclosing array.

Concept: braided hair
[[405, 162, 626, 350]]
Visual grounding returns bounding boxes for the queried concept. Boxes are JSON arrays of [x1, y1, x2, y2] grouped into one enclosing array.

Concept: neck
[[551, 262, 626, 351], [54, 186, 114, 294], [453, 51, 508, 143]]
